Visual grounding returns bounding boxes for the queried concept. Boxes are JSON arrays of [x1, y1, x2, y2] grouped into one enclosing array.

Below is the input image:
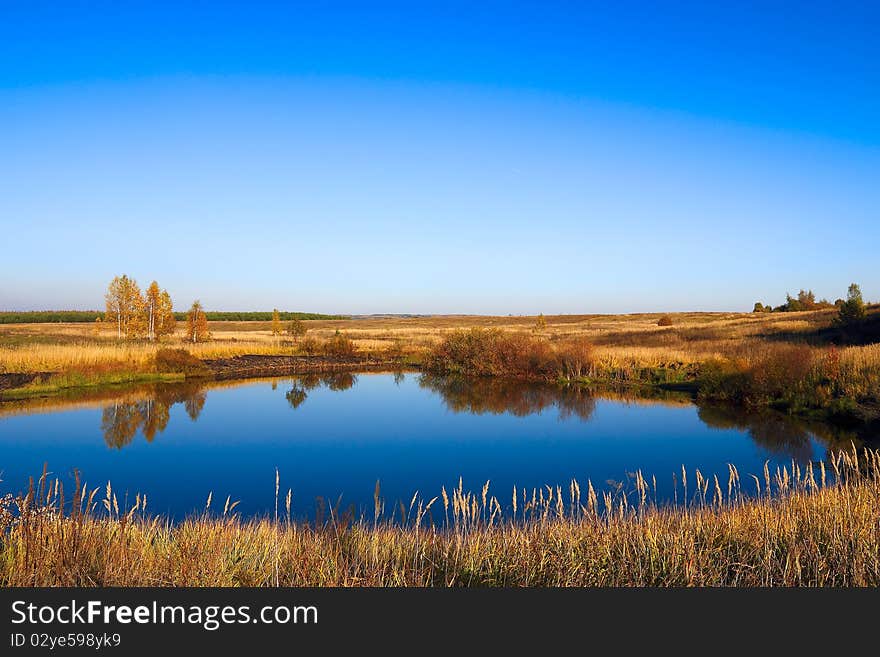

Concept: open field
[[1, 307, 877, 371], [1, 308, 879, 421], [3, 448, 879, 586]]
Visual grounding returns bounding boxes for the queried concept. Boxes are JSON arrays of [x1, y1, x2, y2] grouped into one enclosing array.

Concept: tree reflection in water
[[101, 382, 208, 449], [422, 374, 861, 463], [285, 372, 359, 410], [697, 404, 863, 464], [417, 374, 597, 421], [99, 373, 867, 463]]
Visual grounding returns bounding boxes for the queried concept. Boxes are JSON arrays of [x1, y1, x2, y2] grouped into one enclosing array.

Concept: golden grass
[[2, 310, 879, 409], [0, 309, 834, 373], [3, 448, 880, 586]]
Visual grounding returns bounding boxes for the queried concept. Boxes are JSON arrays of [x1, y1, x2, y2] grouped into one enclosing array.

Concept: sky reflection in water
[[0, 373, 852, 519]]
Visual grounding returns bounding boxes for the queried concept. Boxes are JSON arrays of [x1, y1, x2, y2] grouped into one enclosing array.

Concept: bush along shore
[[2, 312, 879, 427], [2, 448, 880, 586], [423, 328, 880, 426]]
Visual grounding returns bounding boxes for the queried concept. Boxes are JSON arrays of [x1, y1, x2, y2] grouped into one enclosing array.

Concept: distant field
[[1, 306, 879, 426], [1, 307, 876, 372], [0, 310, 348, 323]]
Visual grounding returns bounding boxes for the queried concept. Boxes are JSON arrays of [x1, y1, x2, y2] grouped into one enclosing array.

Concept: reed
[[2, 448, 880, 586]]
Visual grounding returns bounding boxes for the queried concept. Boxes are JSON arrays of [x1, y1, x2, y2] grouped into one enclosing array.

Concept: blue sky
[[1, 1, 878, 314]]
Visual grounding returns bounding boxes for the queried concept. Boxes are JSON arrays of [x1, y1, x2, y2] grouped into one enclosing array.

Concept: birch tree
[[185, 300, 210, 343], [144, 281, 162, 341], [105, 275, 144, 339], [156, 290, 176, 338], [105, 276, 126, 339]]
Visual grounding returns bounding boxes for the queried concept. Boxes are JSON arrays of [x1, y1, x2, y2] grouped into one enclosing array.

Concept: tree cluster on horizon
[[753, 288, 837, 314], [104, 275, 211, 342], [104, 275, 175, 340], [753, 283, 867, 326]]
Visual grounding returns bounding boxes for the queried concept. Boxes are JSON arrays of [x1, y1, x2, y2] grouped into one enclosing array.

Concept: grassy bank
[[2, 309, 878, 419], [424, 325, 880, 424], [0, 372, 186, 399], [2, 448, 879, 586]]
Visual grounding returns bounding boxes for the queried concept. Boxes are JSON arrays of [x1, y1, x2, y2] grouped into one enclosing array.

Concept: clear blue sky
[[1, 1, 878, 314]]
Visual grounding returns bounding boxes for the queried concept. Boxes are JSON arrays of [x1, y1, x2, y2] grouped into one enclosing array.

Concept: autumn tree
[[156, 290, 177, 338], [105, 275, 127, 339], [144, 281, 162, 341], [105, 275, 144, 339], [837, 283, 867, 325], [286, 318, 307, 341], [797, 289, 817, 310], [185, 300, 211, 343], [144, 282, 176, 340], [271, 308, 282, 337], [532, 313, 547, 333]]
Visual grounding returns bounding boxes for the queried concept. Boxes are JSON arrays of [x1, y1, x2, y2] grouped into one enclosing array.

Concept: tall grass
[[423, 327, 880, 417], [698, 343, 880, 414], [3, 313, 879, 417], [3, 448, 880, 586], [425, 328, 594, 380]]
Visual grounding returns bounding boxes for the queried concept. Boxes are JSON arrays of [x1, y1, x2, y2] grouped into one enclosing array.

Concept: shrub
[[555, 337, 594, 379], [298, 337, 321, 356], [697, 357, 750, 403], [386, 339, 406, 361], [698, 345, 816, 407], [657, 315, 674, 327], [837, 283, 867, 326], [425, 328, 593, 381], [286, 318, 307, 339], [748, 344, 815, 405], [322, 332, 357, 358], [154, 349, 209, 376]]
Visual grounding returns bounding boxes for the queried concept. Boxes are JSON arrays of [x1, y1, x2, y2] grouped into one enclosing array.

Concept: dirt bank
[[201, 354, 409, 380], [0, 372, 54, 391]]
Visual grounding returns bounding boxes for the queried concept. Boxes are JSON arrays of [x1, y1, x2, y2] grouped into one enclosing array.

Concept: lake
[[0, 372, 861, 520]]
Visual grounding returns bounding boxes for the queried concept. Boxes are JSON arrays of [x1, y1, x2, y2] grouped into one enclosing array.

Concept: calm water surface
[[0, 372, 857, 519]]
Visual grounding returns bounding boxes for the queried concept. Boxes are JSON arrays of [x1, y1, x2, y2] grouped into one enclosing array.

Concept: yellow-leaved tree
[[533, 313, 547, 333], [156, 290, 177, 339], [185, 300, 210, 343], [271, 308, 282, 337], [144, 281, 162, 341], [144, 281, 176, 340], [105, 275, 144, 339]]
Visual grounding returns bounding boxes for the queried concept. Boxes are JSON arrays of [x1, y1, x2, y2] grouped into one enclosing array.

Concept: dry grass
[[3, 447, 880, 586], [0, 309, 841, 374], [2, 310, 879, 413]]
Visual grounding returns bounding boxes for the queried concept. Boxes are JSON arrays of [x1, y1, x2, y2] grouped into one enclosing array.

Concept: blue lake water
[[0, 372, 852, 520]]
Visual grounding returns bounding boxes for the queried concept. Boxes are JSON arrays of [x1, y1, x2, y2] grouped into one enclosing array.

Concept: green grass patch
[[2, 371, 186, 399]]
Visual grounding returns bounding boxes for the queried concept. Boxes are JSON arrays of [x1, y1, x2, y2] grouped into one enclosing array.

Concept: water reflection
[[417, 374, 598, 421], [4, 372, 878, 520], [697, 405, 817, 463], [100, 382, 207, 448], [5, 372, 868, 464], [285, 372, 358, 409], [697, 404, 862, 463], [96, 374, 363, 446]]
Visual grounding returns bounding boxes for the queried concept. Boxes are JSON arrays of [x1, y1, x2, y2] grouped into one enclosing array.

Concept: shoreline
[[1, 354, 877, 435], [0, 354, 416, 402], [2, 447, 879, 586]]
